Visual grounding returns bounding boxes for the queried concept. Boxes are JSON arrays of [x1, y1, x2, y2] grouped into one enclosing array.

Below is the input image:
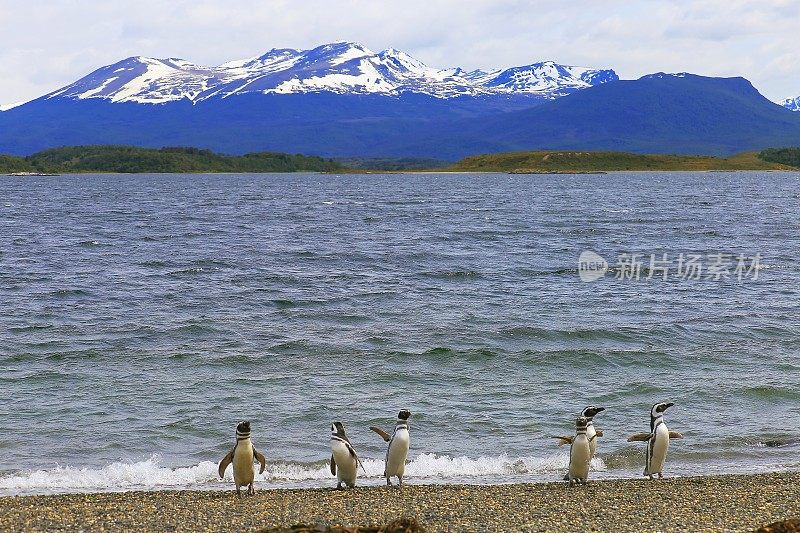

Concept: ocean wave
[[49, 288, 91, 298], [499, 325, 632, 342], [740, 385, 800, 401], [8, 324, 53, 333], [167, 267, 207, 276], [516, 267, 579, 277], [0, 453, 605, 495], [421, 270, 483, 279]]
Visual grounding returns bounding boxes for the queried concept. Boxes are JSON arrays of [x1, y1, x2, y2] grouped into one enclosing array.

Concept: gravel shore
[[1, 472, 798, 532]]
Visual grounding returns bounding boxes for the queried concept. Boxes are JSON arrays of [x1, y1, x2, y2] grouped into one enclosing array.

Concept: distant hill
[[449, 150, 797, 173], [0, 146, 343, 173], [398, 74, 800, 158]]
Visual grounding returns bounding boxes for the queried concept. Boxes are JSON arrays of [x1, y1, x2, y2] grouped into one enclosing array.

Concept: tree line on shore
[[2, 145, 799, 174], [0, 145, 344, 173]]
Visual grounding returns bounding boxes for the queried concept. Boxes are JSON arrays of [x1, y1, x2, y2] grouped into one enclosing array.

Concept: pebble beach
[[2, 472, 799, 532]]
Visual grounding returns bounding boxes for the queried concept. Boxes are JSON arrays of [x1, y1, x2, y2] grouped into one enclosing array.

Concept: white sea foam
[[0, 452, 606, 495]]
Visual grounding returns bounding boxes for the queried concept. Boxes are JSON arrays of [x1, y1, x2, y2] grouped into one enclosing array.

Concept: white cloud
[[0, 0, 798, 105]]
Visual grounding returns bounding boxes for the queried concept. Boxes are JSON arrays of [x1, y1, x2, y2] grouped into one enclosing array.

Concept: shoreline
[[2, 472, 798, 531], [5, 168, 800, 176]]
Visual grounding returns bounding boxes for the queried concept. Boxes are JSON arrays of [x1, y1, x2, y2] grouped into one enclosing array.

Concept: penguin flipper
[[370, 426, 391, 442], [218, 449, 234, 479], [356, 456, 368, 476], [253, 448, 267, 474], [669, 431, 684, 439], [627, 433, 652, 442], [346, 444, 368, 475], [551, 435, 573, 446], [330, 454, 337, 476]]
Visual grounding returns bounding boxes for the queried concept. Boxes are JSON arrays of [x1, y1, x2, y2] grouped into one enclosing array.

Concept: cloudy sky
[[0, 0, 797, 105]]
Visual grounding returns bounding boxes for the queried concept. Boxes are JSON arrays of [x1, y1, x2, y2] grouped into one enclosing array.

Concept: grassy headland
[[448, 149, 799, 173], [0, 145, 344, 174], [1, 473, 799, 532]]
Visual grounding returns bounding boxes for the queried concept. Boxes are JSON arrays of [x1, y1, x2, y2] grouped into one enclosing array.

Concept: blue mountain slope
[[0, 92, 545, 156], [405, 74, 800, 158], [2, 73, 799, 158]]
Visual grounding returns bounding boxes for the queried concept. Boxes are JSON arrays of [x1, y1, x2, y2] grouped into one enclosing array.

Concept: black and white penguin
[[552, 405, 605, 480], [370, 409, 411, 486], [553, 406, 606, 455], [628, 402, 683, 479], [330, 421, 363, 489], [218, 421, 267, 496], [567, 416, 591, 486]]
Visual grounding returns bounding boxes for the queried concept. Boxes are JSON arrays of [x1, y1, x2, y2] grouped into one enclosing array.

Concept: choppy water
[[1, 171, 799, 495]]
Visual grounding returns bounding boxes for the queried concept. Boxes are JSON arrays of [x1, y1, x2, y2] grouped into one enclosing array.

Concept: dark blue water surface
[[1, 172, 799, 494]]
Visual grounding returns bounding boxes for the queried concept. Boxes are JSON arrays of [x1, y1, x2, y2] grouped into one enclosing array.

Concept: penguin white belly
[[331, 440, 357, 486], [586, 424, 597, 458], [385, 430, 410, 477], [646, 424, 670, 475], [232, 440, 255, 488], [569, 434, 591, 482]]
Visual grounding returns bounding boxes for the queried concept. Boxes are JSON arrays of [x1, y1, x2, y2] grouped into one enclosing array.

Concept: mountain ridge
[[2, 53, 800, 158], [35, 41, 617, 105]]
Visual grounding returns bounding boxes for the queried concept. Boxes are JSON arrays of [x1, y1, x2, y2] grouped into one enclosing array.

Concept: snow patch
[[0, 101, 25, 111], [782, 96, 800, 112]]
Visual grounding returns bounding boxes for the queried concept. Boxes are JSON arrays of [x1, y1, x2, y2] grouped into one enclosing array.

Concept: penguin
[[567, 416, 592, 486], [218, 420, 267, 496], [552, 405, 605, 480], [628, 402, 684, 480], [552, 405, 606, 458], [329, 421, 365, 489], [370, 409, 411, 487]]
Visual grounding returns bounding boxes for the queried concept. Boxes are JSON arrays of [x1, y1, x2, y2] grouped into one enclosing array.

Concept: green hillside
[[0, 154, 33, 173], [1, 145, 343, 173], [759, 147, 800, 168], [449, 150, 798, 173]]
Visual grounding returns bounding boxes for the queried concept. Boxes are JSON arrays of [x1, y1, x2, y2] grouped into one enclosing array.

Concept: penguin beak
[[664, 402, 674, 410]]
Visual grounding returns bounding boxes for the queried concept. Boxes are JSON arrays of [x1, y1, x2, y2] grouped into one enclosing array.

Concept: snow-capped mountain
[[783, 96, 800, 111], [0, 101, 24, 111], [42, 41, 617, 104]]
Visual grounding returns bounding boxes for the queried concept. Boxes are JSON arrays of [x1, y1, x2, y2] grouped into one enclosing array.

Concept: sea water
[[1, 172, 799, 495]]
